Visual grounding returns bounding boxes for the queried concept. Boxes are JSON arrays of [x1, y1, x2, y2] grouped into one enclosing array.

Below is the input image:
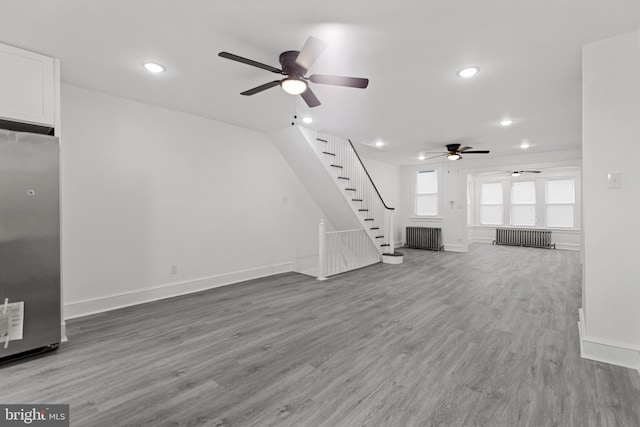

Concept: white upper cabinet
[[0, 42, 56, 126]]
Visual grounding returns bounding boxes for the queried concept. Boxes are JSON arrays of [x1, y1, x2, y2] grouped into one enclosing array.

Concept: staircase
[[315, 131, 396, 255], [271, 126, 401, 277]]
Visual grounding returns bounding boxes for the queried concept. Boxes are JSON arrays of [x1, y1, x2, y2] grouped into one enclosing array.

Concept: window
[[546, 179, 575, 227], [510, 181, 536, 226], [480, 182, 503, 225], [415, 170, 438, 216], [467, 181, 472, 225]]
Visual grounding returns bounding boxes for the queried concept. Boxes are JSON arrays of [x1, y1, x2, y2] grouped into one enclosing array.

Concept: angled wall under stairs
[[270, 126, 361, 232], [270, 126, 396, 269]]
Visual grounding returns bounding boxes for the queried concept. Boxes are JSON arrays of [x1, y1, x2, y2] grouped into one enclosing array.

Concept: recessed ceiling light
[[500, 119, 514, 127], [143, 62, 165, 73], [375, 141, 384, 147], [302, 117, 314, 124], [418, 155, 426, 161], [457, 67, 479, 78], [520, 141, 530, 149]]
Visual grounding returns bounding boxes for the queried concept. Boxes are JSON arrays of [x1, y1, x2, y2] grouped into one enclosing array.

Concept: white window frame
[[470, 170, 580, 231], [479, 182, 504, 225], [510, 180, 537, 227], [545, 178, 576, 229], [414, 169, 439, 217]]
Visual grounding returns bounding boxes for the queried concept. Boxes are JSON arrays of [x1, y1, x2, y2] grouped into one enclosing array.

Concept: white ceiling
[[1, 1, 639, 165]]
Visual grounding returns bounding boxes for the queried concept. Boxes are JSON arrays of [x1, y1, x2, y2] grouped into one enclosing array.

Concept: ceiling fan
[[424, 143, 490, 161], [509, 170, 541, 177], [218, 37, 369, 108]]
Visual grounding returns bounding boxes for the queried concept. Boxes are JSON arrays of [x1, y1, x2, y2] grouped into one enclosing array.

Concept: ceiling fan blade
[[424, 153, 449, 160], [218, 52, 282, 74], [300, 87, 321, 108], [309, 74, 369, 88], [446, 143, 461, 152], [240, 80, 281, 96], [523, 170, 542, 173], [295, 37, 327, 71], [461, 150, 490, 154], [459, 146, 473, 152]]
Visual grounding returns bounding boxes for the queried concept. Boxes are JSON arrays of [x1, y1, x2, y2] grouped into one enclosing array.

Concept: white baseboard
[[468, 237, 580, 251], [578, 308, 640, 375], [469, 237, 494, 245], [555, 243, 581, 251], [64, 262, 295, 320], [394, 241, 404, 249], [443, 244, 467, 253]]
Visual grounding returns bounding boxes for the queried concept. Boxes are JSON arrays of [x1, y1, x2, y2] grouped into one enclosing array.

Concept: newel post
[[384, 209, 395, 255], [317, 219, 327, 280]]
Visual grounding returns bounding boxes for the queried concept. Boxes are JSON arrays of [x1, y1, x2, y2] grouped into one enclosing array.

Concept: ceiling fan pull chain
[[291, 96, 297, 126]]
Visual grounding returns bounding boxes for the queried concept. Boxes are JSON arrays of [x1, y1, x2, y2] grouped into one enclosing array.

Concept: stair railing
[[317, 131, 395, 255], [317, 220, 380, 280]]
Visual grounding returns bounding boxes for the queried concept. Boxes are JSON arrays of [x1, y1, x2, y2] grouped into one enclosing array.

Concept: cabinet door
[[0, 43, 55, 126]]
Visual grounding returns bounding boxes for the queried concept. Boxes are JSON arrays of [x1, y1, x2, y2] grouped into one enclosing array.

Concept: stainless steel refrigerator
[[0, 128, 61, 360]]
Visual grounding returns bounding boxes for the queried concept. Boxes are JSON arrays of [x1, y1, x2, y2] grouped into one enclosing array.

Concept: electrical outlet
[[171, 264, 178, 275]]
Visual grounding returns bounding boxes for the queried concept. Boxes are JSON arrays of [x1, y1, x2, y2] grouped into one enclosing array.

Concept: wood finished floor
[[2, 244, 639, 426]]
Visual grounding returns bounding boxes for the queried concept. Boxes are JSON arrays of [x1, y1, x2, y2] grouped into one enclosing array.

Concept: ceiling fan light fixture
[[280, 78, 308, 95], [500, 119, 514, 127], [511, 171, 522, 177], [447, 153, 461, 161], [520, 141, 530, 149], [418, 155, 426, 161]]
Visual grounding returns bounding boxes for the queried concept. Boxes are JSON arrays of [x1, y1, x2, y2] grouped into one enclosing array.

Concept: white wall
[[580, 29, 640, 372], [400, 162, 468, 252], [397, 150, 583, 253], [360, 157, 402, 244], [60, 84, 327, 318]]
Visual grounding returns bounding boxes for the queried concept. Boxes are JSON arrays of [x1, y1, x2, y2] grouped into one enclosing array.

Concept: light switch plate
[[607, 172, 622, 189]]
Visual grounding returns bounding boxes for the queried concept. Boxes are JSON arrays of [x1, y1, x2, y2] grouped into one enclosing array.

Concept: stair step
[[370, 227, 380, 230], [381, 243, 390, 247], [375, 236, 384, 239], [358, 209, 368, 212], [330, 165, 343, 169], [338, 177, 350, 180], [345, 188, 357, 191], [322, 152, 336, 156], [352, 199, 363, 202], [364, 218, 374, 221], [317, 138, 328, 143]]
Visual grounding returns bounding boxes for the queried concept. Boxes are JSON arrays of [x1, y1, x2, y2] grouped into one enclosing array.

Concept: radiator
[[405, 227, 443, 251], [493, 228, 556, 249]]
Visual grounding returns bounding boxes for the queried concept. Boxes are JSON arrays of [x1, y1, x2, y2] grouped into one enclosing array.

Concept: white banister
[[318, 131, 395, 256], [385, 209, 395, 254], [315, 221, 379, 279], [317, 219, 327, 281], [324, 228, 380, 277]]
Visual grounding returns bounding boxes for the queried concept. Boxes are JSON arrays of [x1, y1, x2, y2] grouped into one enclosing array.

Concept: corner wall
[[60, 84, 327, 319], [581, 29, 640, 373]]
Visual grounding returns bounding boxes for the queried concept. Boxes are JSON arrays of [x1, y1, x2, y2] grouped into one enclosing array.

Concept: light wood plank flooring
[[2, 244, 639, 426]]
